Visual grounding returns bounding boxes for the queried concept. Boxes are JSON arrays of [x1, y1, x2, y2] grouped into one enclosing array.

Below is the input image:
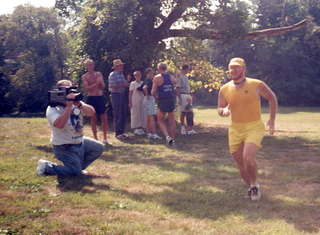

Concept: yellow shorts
[[228, 120, 265, 154]]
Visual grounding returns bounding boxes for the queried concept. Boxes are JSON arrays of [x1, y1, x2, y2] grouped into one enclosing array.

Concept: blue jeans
[[110, 92, 128, 136], [45, 137, 104, 176]]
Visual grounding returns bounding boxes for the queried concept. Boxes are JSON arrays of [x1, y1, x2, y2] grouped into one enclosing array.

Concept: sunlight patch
[[273, 195, 302, 204]]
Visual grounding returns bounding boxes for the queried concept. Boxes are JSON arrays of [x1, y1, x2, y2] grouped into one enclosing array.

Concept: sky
[[0, 0, 55, 15]]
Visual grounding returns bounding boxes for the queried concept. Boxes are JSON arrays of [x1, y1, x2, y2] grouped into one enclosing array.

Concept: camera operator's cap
[[229, 57, 246, 67], [112, 59, 125, 68]]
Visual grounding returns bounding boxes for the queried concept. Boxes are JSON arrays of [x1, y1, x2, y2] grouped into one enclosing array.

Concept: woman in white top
[[129, 71, 146, 135]]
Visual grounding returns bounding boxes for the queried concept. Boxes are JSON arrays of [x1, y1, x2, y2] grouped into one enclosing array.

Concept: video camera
[[48, 86, 83, 107]]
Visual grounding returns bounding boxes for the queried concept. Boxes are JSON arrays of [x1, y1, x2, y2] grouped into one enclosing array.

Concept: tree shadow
[[103, 129, 320, 233]]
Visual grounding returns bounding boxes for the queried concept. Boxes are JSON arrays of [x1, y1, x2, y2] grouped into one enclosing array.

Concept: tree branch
[[156, 0, 188, 33], [243, 19, 310, 39], [164, 19, 310, 40]]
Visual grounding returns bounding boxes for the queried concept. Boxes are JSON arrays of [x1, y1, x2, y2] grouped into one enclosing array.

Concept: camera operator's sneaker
[[37, 159, 50, 176], [180, 125, 186, 135], [249, 184, 261, 201], [166, 136, 175, 146], [152, 134, 162, 140]]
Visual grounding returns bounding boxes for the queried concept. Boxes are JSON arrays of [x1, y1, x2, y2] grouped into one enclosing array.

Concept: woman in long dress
[[129, 71, 145, 135]]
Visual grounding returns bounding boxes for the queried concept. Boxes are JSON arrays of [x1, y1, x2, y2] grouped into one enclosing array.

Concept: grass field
[[0, 107, 320, 234]]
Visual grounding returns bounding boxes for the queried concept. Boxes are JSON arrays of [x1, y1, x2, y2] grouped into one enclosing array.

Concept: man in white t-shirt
[[36, 80, 104, 177]]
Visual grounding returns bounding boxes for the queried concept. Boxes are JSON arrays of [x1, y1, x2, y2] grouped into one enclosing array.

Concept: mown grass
[[0, 106, 320, 234]]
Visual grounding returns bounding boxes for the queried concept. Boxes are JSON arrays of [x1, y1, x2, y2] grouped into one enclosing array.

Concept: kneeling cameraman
[[37, 80, 104, 177]]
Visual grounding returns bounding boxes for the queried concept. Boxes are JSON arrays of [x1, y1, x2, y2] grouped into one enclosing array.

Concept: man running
[[151, 62, 177, 146], [82, 59, 109, 144], [217, 57, 278, 200]]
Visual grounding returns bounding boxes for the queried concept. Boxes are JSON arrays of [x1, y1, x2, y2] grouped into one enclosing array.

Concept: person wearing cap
[[82, 59, 109, 145], [37, 80, 104, 177], [108, 59, 129, 140], [217, 57, 278, 201], [151, 62, 177, 146]]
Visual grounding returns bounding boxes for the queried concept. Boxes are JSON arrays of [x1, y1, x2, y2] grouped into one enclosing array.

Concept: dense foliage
[[0, 6, 65, 114]]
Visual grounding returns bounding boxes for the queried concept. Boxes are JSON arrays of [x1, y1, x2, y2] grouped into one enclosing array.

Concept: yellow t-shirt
[[220, 78, 262, 123]]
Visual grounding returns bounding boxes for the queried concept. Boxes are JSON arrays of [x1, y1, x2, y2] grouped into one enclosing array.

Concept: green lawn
[[0, 107, 320, 234]]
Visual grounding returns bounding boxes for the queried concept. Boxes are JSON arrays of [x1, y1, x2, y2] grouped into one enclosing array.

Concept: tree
[[0, 5, 66, 114], [55, 0, 309, 77]]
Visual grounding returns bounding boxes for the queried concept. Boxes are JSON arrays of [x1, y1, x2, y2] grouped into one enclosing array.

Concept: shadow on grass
[[102, 128, 320, 233], [56, 174, 110, 193]]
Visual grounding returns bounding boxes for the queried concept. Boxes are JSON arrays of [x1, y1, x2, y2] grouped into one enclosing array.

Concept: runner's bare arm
[[217, 90, 229, 117], [258, 82, 278, 135]]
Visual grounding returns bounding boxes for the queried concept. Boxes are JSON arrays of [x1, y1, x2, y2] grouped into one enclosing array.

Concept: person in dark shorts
[[82, 59, 109, 144], [151, 62, 177, 146], [86, 96, 106, 114]]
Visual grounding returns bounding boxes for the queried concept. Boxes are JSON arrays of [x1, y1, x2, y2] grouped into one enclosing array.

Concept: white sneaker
[[249, 184, 261, 201], [134, 129, 144, 135], [138, 129, 145, 135], [133, 129, 140, 135], [37, 159, 50, 176], [181, 125, 186, 135], [152, 134, 162, 140], [147, 133, 153, 139], [166, 136, 175, 146], [187, 129, 197, 135]]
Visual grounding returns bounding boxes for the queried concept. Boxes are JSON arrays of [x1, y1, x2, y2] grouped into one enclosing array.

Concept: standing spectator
[[81, 59, 109, 144], [152, 62, 177, 146], [176, 64, 196, 135], [108, 59, 129, 140], [129, 71, 145, 135], [142, 68, 162, 139]]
